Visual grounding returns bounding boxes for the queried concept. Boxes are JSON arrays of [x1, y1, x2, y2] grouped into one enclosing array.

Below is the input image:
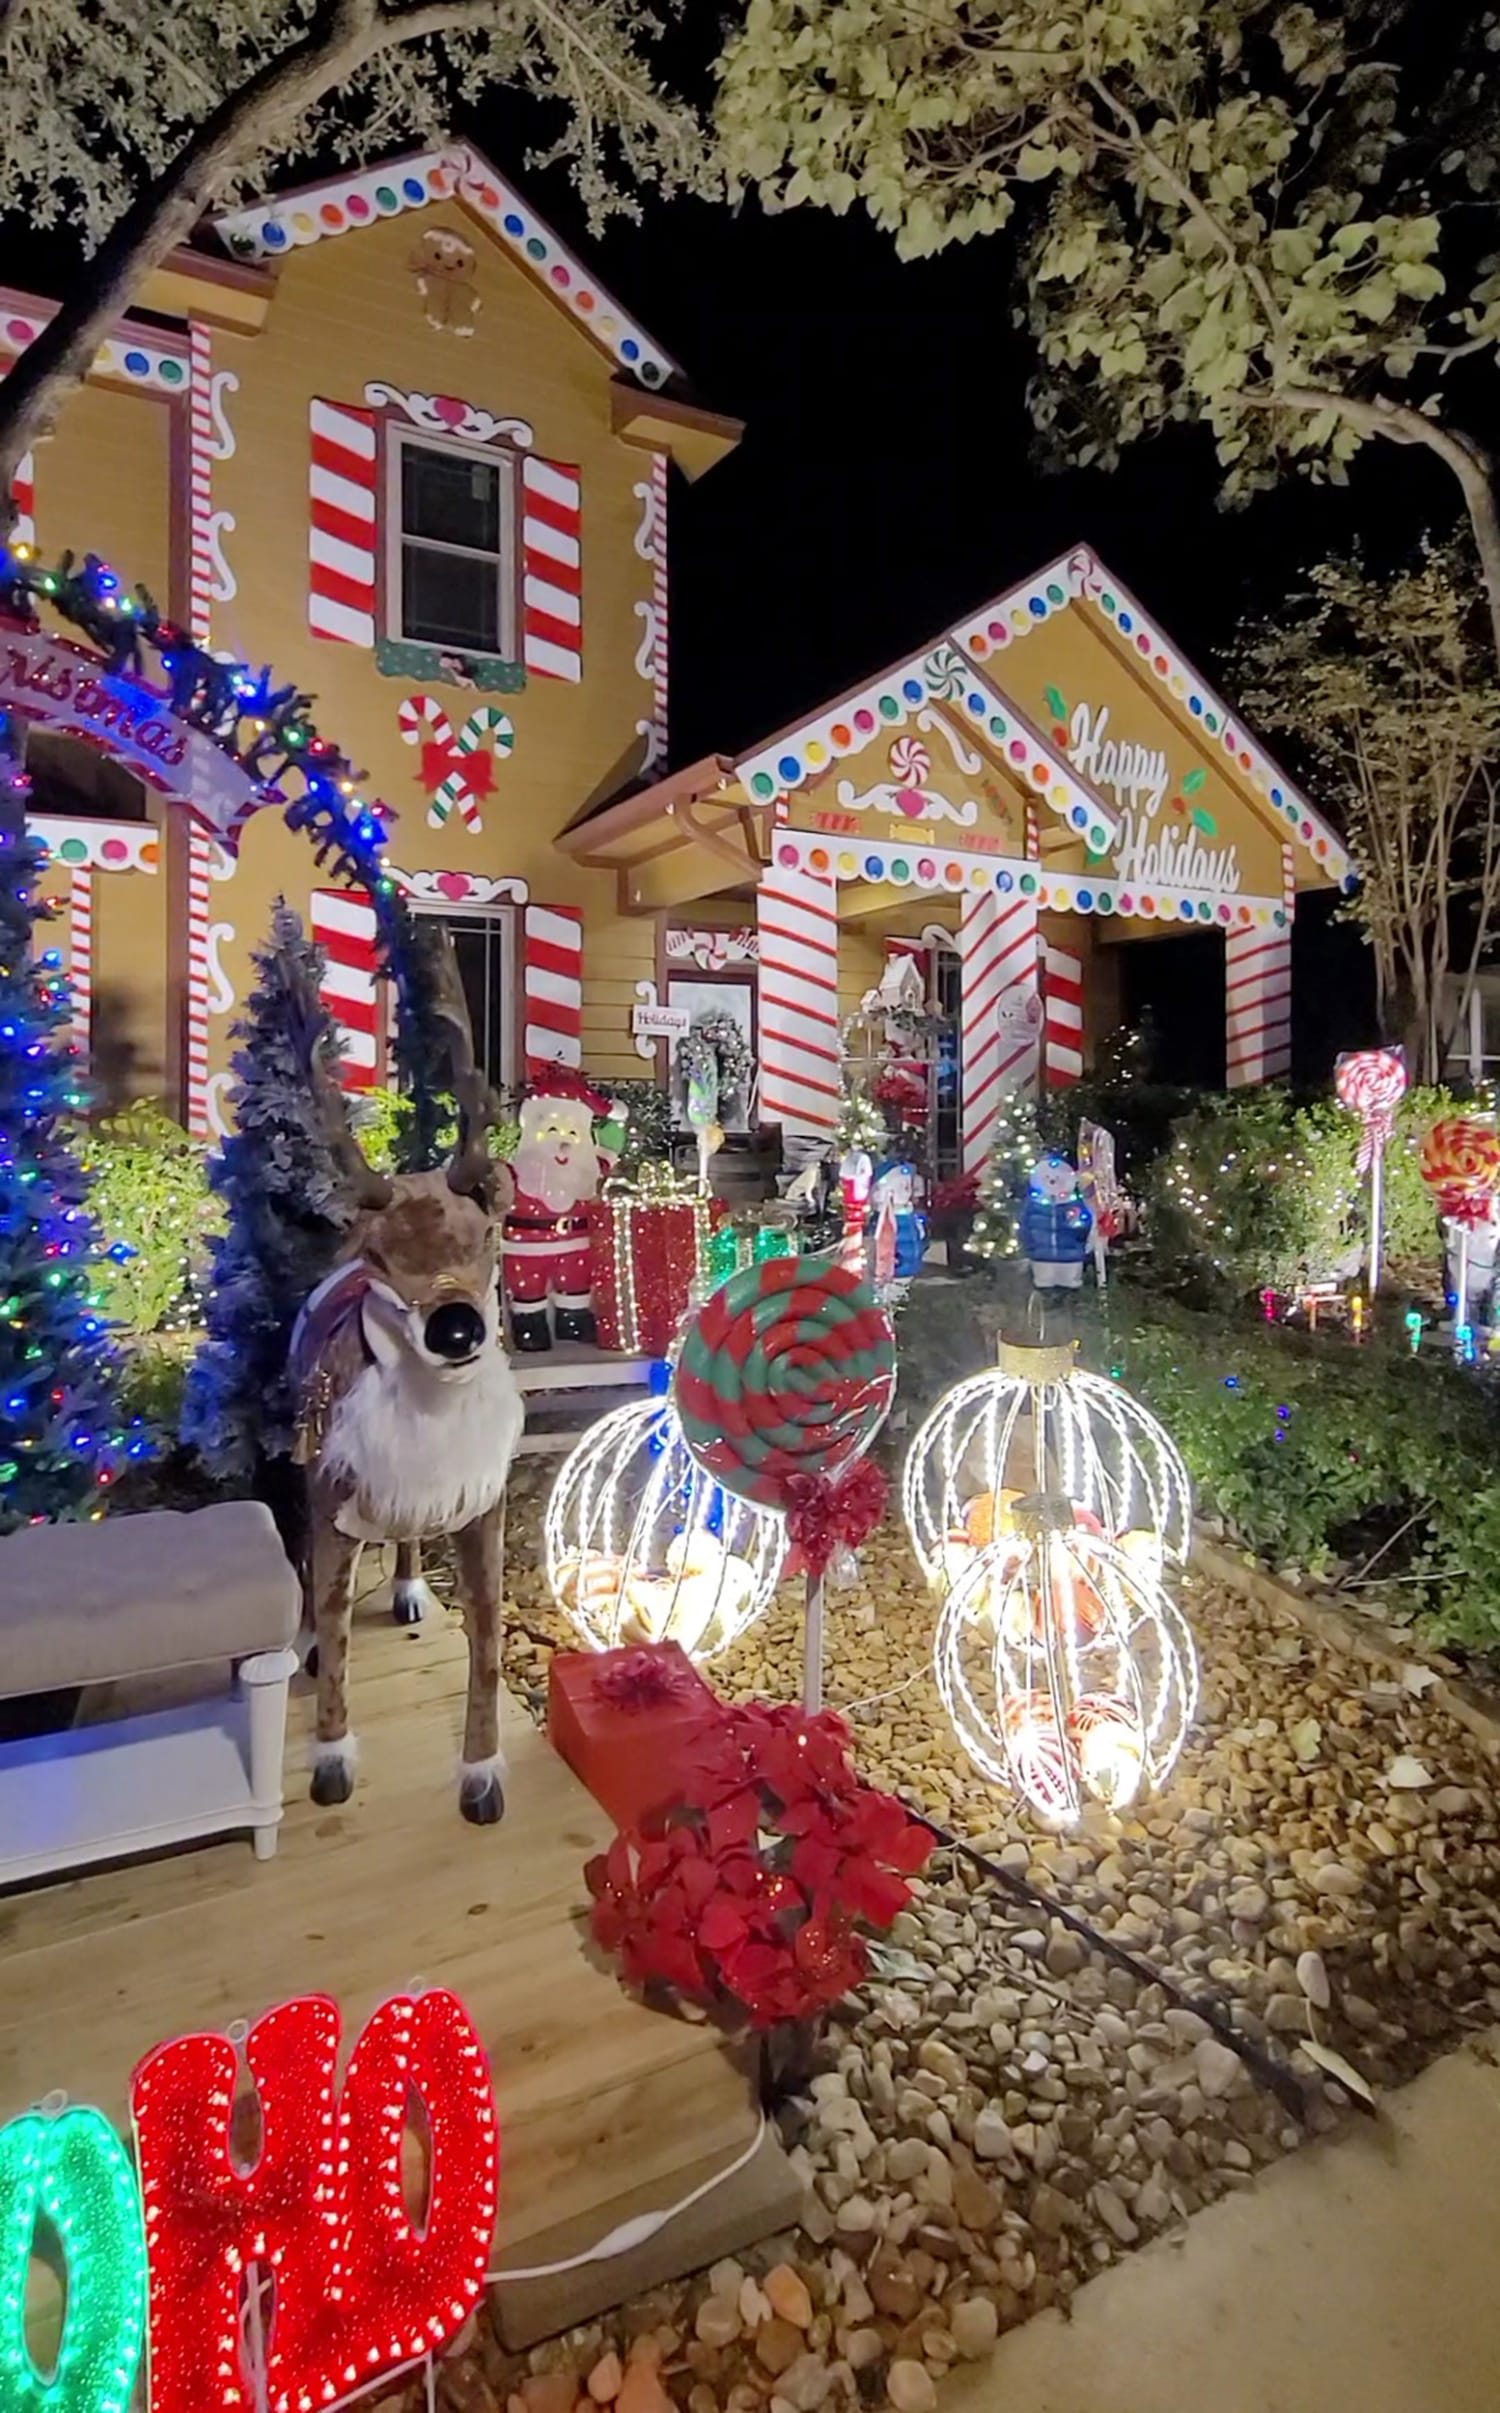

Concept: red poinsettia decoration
[[931, 1169, 980, 1218], [585, 1701, 933, 2030], [874, 1064, 927, 1126]]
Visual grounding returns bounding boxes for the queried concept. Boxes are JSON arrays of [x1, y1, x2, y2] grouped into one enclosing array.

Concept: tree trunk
[[0, 0, 502, 507]]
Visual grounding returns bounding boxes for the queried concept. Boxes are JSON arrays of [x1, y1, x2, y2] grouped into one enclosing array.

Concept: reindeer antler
[[424, 926, 508, 1205]]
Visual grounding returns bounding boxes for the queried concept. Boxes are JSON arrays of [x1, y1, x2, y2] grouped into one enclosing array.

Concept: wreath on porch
[[676, 1009, 753, 1124], [0, 545, 454, 1168]]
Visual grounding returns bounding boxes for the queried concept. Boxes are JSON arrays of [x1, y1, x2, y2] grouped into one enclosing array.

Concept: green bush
[[1084, 1291, 1500, 1653], [87, 1103, 220, 1334], [1137, 1084, 1460, 1304], [354, 1088, 521, 1171]]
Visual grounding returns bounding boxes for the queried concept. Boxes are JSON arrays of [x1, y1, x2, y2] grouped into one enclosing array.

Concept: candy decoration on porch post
[[758, 860, 840, 1147], [1335, 1048, 1408, 1294], [0, 2102, 147, 2413], [1224, 920, 1292, 1086], [130, 1989, 497, 2413], [958, 888, 1040, 1174], [676, 1256, 896, 1710], [935, 1496, 1199, 1827]]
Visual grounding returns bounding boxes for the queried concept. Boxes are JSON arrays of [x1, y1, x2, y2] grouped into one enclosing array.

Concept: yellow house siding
[[30, 383, 176, 611]]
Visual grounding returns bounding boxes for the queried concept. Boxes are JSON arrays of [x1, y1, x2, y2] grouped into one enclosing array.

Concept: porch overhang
[[555, 756, 771, 914]]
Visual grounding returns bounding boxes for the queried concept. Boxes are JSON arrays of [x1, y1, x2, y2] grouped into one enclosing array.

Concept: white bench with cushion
[[0, 1501, 301, 1886]]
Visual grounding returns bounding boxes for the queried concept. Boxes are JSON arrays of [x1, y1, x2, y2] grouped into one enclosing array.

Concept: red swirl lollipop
[[675, 1255, 896, 1511]]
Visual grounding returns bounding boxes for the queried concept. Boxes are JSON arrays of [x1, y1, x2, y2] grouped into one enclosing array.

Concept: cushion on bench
[[0, 1502, 300, 1700]]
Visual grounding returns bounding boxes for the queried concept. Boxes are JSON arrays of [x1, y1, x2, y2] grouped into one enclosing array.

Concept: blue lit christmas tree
[[0, 728, 139, 1532]]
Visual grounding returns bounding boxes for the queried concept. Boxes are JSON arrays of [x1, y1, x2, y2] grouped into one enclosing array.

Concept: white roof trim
[[211, 142, 679, 391]]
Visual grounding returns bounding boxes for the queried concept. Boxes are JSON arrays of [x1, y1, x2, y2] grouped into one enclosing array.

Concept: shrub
[[1085, 1292, 1500, 1653], [1138, 1084, 1460, 1304], [87, 1102, 220, 1334]]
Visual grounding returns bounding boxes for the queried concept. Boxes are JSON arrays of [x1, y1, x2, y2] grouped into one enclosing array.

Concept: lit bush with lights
[[545, 1394, 788, 1661], [936, 1495, 1199, 1825]]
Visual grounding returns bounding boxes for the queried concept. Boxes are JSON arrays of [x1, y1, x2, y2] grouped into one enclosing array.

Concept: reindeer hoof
[[311, 1754, 356, 1807], [392, 1595, 423, 1628], [460, 1772, 505, 1826]]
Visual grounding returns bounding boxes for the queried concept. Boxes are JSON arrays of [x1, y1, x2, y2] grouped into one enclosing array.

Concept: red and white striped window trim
[[308, 399, 582, 681]]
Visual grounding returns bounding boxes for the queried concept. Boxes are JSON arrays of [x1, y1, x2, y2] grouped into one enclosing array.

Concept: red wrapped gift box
[[548, 1642, 725, 1831], [586, 1186, 718, 1356]]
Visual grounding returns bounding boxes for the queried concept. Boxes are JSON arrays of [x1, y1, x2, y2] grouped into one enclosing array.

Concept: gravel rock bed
[[395, 1461, 1500, 2413]]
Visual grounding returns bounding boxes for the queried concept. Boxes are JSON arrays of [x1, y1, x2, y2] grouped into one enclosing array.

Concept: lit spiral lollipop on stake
[[1335, 1048, 1408, 1296], [676, 1255, 897, 1707]]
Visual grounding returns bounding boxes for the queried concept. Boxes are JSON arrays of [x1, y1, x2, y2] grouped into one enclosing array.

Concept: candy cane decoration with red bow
[[399, 695, 515, 834]]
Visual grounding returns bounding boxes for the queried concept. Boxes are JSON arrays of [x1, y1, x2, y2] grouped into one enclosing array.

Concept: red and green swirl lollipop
[[675, 1255, 897, 1510]]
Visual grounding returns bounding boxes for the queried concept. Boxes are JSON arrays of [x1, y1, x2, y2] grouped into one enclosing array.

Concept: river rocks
[[949, 2296, 1000, 2360], [885, 2360, 938, 2413], [415, 1473, 1500, 2413]]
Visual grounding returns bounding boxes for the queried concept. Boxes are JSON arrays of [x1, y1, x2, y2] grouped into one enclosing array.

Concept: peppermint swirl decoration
[[1335, 1048, 1407, 1173], [675, 1256, 897, 1510], [1419, 1117, 1500, 1226]]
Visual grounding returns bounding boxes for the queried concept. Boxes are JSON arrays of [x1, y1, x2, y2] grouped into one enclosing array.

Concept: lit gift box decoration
[[586, 1163, 716, 1356], [704, 1206, 800, 1293], [545, 1396, 788, 1662], [902, 1338, 1192, 1607], [935, 1494, 1200, 1825]]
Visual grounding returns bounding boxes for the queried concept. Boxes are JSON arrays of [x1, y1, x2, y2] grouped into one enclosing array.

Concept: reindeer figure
[[290, 947, 524, 1824]]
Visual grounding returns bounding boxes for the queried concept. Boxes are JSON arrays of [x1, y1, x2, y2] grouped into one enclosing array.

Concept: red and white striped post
[[1042, 945, 1085, 1086], [1225, 915, 1292, 1087], [67, 867, 93, 1061], [959, 890, 1041, 1173], [757, 862, 840, 1148], [184, 827, 215, 1136]]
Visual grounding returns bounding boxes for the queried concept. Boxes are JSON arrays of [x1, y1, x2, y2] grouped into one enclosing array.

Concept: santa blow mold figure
[[503, 1074, 610, 1351]]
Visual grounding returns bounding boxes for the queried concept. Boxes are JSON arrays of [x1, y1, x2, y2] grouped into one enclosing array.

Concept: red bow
[[596, 1650, 696, 1711], [785, 1457, 890, 1579], [420, 739, 497, 801]]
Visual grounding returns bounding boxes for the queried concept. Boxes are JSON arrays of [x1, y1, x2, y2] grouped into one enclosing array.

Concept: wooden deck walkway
[[0, 1592, 796, 2345]]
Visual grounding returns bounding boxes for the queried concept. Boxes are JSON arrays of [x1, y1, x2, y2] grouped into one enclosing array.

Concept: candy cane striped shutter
[[310, 887, 381, 1089], [522, 905, 583, 1074], [11, 450, 34, 549], [1225, 923, 1292, 1085], [521, 457, 582, 682], [757, 864, 839, 1140], [309, 400, 377, 646], [960, 891, 1039, 1172], [1043, 946, 1085, 1086]]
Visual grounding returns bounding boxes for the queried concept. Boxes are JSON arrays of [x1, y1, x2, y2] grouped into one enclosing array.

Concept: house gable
[[210, 144, 680, 393], [953, 546, 1353, 894]]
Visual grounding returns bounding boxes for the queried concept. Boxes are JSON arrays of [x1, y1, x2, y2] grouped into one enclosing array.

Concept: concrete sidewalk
[[944, 2033, 1500, 2413]]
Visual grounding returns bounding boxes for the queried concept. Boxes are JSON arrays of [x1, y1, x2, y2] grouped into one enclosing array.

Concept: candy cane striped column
[[309, 400, 377, 646], [1225, 922, 1292, 1086], [188, 324, 215, 643], [960, 890, 1040, 1172], [758, 862, 840, 1141], [67, 867, 92, 1059], [648, 452, 668, 753], [521, 458, 583, 681], [184, 827, 214, 1134], [1043, 945, 1084, 1086], [522, 905, 583, 1074], [310, 886, 381, 1089], [11, 450, 34, 549]]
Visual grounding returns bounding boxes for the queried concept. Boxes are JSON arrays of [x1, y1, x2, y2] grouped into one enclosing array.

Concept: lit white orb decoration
[[903, 1338, 1191, 1604], [545, 1395, 788, 1662], [936, 1494, 1200, 1826]]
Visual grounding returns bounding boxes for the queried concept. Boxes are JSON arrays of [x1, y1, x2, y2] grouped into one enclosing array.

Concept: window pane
[[402, 543, 500, 652], [402, 445, 501, 552], [444, 917, 507, 1088]]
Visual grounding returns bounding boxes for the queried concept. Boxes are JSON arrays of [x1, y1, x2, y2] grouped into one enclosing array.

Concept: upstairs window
[[388, 433, 516, 662]]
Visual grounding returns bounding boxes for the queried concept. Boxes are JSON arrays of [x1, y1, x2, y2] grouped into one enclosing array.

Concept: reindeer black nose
[[424, 1301, 486, 1361]]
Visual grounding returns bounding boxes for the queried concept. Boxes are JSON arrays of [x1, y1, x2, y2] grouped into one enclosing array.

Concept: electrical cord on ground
[[914, 1813, 1310, 2123]]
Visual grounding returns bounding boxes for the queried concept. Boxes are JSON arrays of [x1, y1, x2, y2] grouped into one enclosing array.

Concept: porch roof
[[552, 755, 771, 913]]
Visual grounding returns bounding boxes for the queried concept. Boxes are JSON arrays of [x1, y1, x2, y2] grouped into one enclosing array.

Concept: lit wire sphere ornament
[[902, 1339, 1192, 1604], [545, 1395, 788, 1662], [935, 1493, 1200, 1826]]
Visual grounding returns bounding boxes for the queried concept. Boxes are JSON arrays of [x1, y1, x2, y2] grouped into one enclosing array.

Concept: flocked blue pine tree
[[0, 737, 141, 1532], [181, 902, 352, 1480]]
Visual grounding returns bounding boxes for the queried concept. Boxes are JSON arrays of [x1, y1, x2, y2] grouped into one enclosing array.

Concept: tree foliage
[[717, 0, 1500, 657], [0, 0, 708, 496], [1236, 538, 1500, 1076]]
